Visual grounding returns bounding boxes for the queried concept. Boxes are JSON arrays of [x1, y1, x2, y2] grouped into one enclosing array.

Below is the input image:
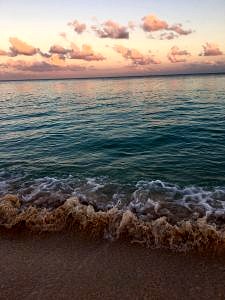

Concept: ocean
[[1, 74, 225, 251]]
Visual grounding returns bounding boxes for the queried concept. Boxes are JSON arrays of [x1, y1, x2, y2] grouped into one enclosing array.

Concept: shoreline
[[1, 195, 225, 254], [1, 229, 225, 299]]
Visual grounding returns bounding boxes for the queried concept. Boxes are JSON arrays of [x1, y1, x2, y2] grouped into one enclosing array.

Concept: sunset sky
[[0, 0, 225, 80]]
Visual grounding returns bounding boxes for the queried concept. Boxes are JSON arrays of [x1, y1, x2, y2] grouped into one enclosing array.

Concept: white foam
[[1, 174, 225, 224]]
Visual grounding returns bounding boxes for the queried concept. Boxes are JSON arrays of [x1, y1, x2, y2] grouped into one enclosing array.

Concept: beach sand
[[0, 229, 225, 300]]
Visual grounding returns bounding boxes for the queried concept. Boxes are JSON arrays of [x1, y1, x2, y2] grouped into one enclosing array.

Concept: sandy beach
[[0, 229, 225, 300]]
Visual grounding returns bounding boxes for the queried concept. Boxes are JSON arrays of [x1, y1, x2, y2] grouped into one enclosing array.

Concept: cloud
[[1, 37, 105, 63], [49, 53, 66, 64], [168, 46, 190, 63], [141, 14, 193, 39], [48, 43, 105, 62], [69, 43, 105, 61], [0, 49, 9, 56], [92, 20, 129, 39], [0, 60, 85, 72], [199, 43, 223, 56], [59, 32, 67, 39], [114, 45, 160, 65], [169, 24, 193, 35], [68, 20, 86, 34], [204, 60, 218, 65], [49, 44, 70, 55], [0, 37, 50, 58], [9, 37, 39, 56], [38, 51, 52, 58], [142, 15, 168, 32], [181, 60, 225, 73], [128, 21, 136, 30], [159, 32, 178, 40]]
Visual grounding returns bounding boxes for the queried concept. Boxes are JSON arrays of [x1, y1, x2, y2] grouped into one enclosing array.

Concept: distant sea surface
[[1, 75, 225, 239]]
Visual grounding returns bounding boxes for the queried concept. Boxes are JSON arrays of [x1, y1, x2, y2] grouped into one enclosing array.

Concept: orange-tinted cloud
[[142, 15, 168, 32], [9, 37, 39, 56], [1, 37, 50, 58], [168, 46, 190, 63], [92, 20, 129, 39], [48, 43, 105, 61], [69, 43, 105, 61], [68, 20, 86, 34], [114, 45, 160, 65], [49, 53, 66, 65], [0, 49, 9, 56], [199, 43, 223, 56], [0, 37, 106, 63], [141, 14, 193, 39]]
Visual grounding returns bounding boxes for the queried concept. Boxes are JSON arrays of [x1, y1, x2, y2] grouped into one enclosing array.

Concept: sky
[[0, 0, 225, 80]]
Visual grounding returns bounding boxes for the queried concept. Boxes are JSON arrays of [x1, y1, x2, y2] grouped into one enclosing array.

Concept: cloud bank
[[0, 60, 85, 72]]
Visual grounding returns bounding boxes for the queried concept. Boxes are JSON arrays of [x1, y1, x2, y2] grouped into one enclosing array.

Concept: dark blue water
[[0, 75, 225, 211]]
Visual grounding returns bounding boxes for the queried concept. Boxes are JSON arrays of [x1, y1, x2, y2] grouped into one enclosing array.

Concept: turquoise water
[[0, 75, 225, 215]]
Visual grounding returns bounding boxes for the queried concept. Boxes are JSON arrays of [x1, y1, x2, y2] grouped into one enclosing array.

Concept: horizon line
[[0, 71, 225, 83]]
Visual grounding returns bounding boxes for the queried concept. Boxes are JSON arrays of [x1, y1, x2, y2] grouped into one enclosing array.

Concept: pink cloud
[[200, 43, 223, 56], [169, 24, 193, 35], [184, 60, 225, 73], [204, 60, 225, 66], [49, 45, 70, 55], [114, 45, 160, 65], [59, 32, 67, 39], [69, 43, 105, 61], [159, 32, 178, 40], [0, 60, 85, 72], [141, 14, 193, 39], [92, 20, 129, 39], [168, 46, 190, 63], [68, 20, 86, 34]]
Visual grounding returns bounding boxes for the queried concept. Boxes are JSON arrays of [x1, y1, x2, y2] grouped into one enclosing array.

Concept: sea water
[[1, 75, 225, 249]]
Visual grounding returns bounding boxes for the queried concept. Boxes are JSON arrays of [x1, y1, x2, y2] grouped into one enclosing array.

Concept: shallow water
[[0, 75, 225, 230]]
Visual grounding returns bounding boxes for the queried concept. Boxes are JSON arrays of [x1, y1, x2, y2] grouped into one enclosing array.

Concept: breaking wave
[[1, 173, 225, 252]]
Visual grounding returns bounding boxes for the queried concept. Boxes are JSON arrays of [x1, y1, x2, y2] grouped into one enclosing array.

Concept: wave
[[1, 173, 225, 223], [1, 172, 225, 252], [1, 194, 225, 253]]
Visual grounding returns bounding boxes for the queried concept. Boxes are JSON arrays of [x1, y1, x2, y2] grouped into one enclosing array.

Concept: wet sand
[[0, 230, 225, 300]]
